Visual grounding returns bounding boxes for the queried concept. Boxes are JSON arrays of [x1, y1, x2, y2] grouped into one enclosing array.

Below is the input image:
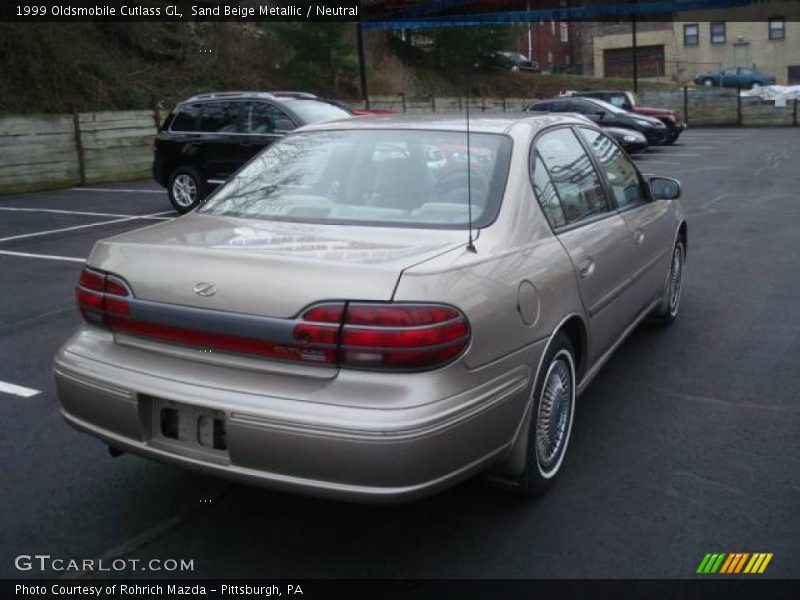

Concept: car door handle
[[578, 257, 595, 279], [634, 229, 645, 245]]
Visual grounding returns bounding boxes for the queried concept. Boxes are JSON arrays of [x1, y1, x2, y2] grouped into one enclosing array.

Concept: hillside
[[0, 22, 680, 114]]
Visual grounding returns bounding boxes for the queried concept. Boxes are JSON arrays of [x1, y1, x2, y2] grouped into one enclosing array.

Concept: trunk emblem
[[193, 282, 217, 297]]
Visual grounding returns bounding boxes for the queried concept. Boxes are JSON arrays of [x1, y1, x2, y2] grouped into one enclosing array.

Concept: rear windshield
[[198, 129, 512, 229], [283, 99, 351, 124]]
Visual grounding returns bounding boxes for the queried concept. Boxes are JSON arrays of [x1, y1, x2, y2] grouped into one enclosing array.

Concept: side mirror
[[595, 111, 605, 120], [649, 176, 681, 200]]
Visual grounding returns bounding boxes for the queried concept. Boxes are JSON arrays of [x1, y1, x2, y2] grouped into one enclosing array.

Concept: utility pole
[[632, 11, 639, 93], [356, 21, 369, 109], [527, 0, 532, 61]]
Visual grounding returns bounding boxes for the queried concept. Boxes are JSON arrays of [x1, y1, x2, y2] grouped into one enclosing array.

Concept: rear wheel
[[168, 166, 207, 213], [652, 240, 685, 325], [516, 332, 577, 496]]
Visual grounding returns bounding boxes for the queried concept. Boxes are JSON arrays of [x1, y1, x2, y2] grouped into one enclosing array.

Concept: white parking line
[[0, 212, 172, 243], [633, 160, 681, 166], [641, 153, 701, 157], [0, 250, 85, 262], [0, 380, 41, 398], [0, 207, 172, 220], [69, 187, 164, 194]]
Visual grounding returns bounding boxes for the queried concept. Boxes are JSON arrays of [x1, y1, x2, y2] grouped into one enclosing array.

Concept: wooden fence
[[0, 110, 157, 195], [1, 95, 797, 195], [348, 90, 800, 127]]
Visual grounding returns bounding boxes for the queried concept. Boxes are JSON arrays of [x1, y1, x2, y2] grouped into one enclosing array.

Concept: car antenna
[[465, 61, 477, 253]]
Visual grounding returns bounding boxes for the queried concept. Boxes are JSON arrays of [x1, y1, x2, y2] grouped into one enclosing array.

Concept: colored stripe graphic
[[699, 552, 773, 574], [697, 554, 713, 573], [758, 554, 773, 573], [734, 553, 750, 573], [711, 554, 726, 573], [719, 554, 736, 574]]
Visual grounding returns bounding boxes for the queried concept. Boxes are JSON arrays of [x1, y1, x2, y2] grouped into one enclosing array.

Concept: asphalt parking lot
[[1, 128, 798, 579]]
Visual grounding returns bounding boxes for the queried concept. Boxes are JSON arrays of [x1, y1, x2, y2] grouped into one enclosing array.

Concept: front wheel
[[517, 332, 577, 496], [652, 240, 685, 325], [168, 166, 207, 214]]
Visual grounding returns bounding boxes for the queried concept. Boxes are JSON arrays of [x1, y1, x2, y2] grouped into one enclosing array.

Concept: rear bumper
[[152, 154, 167, 187], [53, 338, 536, 502]]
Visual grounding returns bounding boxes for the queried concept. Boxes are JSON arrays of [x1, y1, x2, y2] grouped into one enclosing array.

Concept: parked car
[[153, 91, 352, 213], [693, 66, 776, 89], [526, 97, 671, 145], [479, 51, 540, 73], [604, 127, 649, 154], [56, 114, 687, 502], [568, 90, 686, 143]]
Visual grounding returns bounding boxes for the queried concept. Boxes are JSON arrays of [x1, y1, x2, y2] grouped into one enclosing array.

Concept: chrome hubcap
[[172, 174, 197, 208], [669, 245, 683, 316], [536, 352, 574, 477]]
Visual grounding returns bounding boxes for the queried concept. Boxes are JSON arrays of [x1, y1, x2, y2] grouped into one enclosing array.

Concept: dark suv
[[153, 91, 352, 212]]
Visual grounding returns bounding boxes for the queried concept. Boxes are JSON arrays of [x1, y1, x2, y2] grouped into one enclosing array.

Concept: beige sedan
[[54, 114, 686, 501]]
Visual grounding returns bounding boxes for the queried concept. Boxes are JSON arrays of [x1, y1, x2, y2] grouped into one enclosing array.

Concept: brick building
[[510, 20, 581, 72]]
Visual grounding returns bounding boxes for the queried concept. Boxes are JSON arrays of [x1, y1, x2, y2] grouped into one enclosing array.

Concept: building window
[[683, 24, 699, 46], [769, 17, 785, 40], [560, 23, 569, 43], [710, 22, 726, 44], [547, 51, 553, 64]]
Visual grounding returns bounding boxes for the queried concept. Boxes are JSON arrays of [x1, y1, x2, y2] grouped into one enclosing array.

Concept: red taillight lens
[[75, 268, 130, 322], [340, 304, 469, 370], [346, 305, 458, 327], [78, 269, 104, 291]]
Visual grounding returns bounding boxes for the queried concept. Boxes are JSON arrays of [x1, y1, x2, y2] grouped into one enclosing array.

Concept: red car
[[352, 108, 396, 116], [569, 90, 686, 143]]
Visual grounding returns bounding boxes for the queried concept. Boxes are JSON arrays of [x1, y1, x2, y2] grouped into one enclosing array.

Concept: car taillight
[[75, 267, 131, 324], [339, 303, 469, 370], [292, 302, 469, 370]]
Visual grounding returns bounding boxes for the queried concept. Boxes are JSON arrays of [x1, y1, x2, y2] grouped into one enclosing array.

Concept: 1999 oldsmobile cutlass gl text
[[15, 4, 358, 18]]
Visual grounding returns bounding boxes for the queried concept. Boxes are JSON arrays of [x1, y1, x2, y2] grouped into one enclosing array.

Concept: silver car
[[54, 114, 686, 502]]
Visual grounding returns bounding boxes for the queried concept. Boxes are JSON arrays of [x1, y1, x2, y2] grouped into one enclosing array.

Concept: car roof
[[297, 113, 588, 135], [178, 91, 329, 105], [576, 90, 627, 95]]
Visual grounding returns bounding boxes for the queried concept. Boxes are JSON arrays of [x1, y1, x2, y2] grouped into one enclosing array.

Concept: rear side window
[[569, 100, 596, 115], [578, 127, 649, 209], [282, 99, 351, 124], [535, 128, 610, 225], [244, 102, 295, 134], [607, 95, 627, 108], [170, 104, 202, 132], [200, 102, 242, 133], [531, 154, 566, 228]]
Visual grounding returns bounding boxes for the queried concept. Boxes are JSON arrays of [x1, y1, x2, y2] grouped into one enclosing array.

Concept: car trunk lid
[[89, 213, 466, 318]]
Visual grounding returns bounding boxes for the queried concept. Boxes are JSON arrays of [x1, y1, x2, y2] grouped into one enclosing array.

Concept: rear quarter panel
[[395, 121, 585, 370]]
